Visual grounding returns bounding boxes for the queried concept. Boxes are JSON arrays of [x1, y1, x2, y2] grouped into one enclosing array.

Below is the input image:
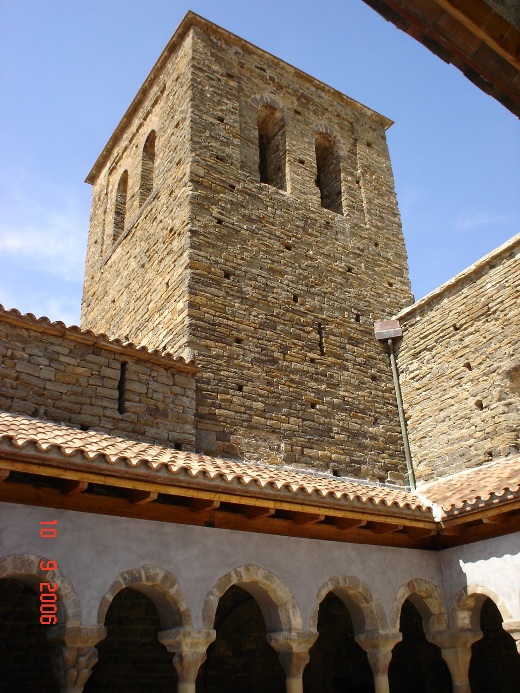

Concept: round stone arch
[[312, 123, 346, 157], [201, 564, 302, 632], [0, 553, 81, 626], [450, 584, 514, 632], [250, 94, 289, 125], [309, 575, 387, 635], [97, 564, 191, 629], [390, 578, 448, 635]]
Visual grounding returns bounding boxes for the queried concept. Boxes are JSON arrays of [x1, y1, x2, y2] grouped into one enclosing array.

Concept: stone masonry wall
[[0, 310, 196, 448], [81, 30, 194, 359], [81, 15, 414, 481], [186, 22, 413, 479], [396, 235, 520, 482]]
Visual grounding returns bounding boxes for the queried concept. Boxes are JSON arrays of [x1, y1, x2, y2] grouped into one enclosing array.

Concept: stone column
[[158, 627, 216, 693], [426, 629, 482, 693], [355, 630, 402, 693], [46, 625, 107, 693], [503, 620, 520, 654], [267, 630, 318, 693]]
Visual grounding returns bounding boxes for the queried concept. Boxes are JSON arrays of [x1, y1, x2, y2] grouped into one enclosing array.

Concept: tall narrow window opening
[[117, 361, 127, 415], [139, 130, 156, 205], [315, 133, 343, 214], [113, 170, 128, 242], [257, 105, 286, 190]]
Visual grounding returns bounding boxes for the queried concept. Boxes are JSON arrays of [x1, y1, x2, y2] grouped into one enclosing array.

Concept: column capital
[[355, 630, 402, 692], [425, 629, 483, 693], [426, 628, 482, 650], [50, 645, 99, 693], [158, 627, 216, 684], [267, 631, 318, 693], [503, 620, 520, 653], [267, 630, 318, 655], [355, 630, 402, 655]]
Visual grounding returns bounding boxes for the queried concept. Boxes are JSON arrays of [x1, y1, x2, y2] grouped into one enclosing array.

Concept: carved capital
[[425, 629, 482, 693], [50, 645, 98, 693], [267, 630, 318, 678], [355, 630, 402, 679], [158, 627, 216, 683]]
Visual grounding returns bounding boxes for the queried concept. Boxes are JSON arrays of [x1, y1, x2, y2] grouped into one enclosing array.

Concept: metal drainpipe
[[374, 321, 416, 491]]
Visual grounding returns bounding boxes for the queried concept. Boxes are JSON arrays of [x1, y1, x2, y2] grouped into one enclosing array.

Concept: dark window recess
[[257, 105, 286, 190], [317, 323, 325, 355], [293, 294, 299, 303], [139, 130, 156, 205], [174, 442, 183, 451], [113, 170, 128, 242], [117, 362, 127, 415], [315, 133, 343, 214]]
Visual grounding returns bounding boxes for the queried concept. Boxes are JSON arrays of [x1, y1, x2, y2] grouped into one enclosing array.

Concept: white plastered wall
[[1, 502, 519, 631]]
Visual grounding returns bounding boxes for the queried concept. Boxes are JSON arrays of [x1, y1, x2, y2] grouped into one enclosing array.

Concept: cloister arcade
[[1, 556, 519, 693]]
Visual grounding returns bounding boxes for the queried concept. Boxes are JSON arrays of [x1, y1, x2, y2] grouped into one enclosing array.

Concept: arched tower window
[[139, 130, 156, 205], [315, 132, 343, 214], [257, 105, 286, 190], [113, 170, 128, 242]]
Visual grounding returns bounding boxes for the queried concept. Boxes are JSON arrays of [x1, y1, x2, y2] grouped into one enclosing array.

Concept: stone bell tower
[[81, 12, 413, 481]]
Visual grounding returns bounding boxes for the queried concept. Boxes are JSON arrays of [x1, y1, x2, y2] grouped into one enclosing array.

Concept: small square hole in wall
[[284, 243, 293, 251], [388, 281, 394, 287], [293, 294, 299, 303], [475, 399, 484, 410], [331, 468, 340, 477], [463, 361, 472, 370], [224, 271, 232, 279], [216, 115, 225, 123], [374, 241, 379, 248], [234, 337, 243, 344], [355, 313, 361, 323], [347, 266, 353, 273], [215, 217, 223, 225], [228, 183, 236, 190], [174, 442, 183, 451], [298, 158, 305, 165], [452, 324, 460, 331], [311, 403, 317, 409], [310, 357, 316, 364], [237, 384, 244, 392]]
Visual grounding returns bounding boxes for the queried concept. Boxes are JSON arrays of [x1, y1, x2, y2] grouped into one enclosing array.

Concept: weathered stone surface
[[0, 315, 196, 449], [81, 15, 413, 481], [396, 236, 520, 481]]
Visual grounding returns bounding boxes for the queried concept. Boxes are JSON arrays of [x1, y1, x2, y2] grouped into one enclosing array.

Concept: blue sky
[[1, 0, 518, 326]]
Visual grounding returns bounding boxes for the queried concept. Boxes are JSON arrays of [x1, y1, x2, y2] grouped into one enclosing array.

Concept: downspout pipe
[[374, 320, 416, 491]]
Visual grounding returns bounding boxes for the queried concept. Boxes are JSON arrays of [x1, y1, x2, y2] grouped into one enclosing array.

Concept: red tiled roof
[[0, 411, 430, 515], [417, 456, 520, 517], [2, 410, 518, 521]]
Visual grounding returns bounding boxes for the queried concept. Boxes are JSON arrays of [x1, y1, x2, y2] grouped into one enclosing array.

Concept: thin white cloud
[[0, 170, 88, 282], [455, 208, 511, 233]]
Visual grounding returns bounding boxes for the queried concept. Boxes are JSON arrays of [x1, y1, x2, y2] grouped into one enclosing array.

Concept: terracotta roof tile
[[0, 410, 430, 515], [417, 456, 520, 516]]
